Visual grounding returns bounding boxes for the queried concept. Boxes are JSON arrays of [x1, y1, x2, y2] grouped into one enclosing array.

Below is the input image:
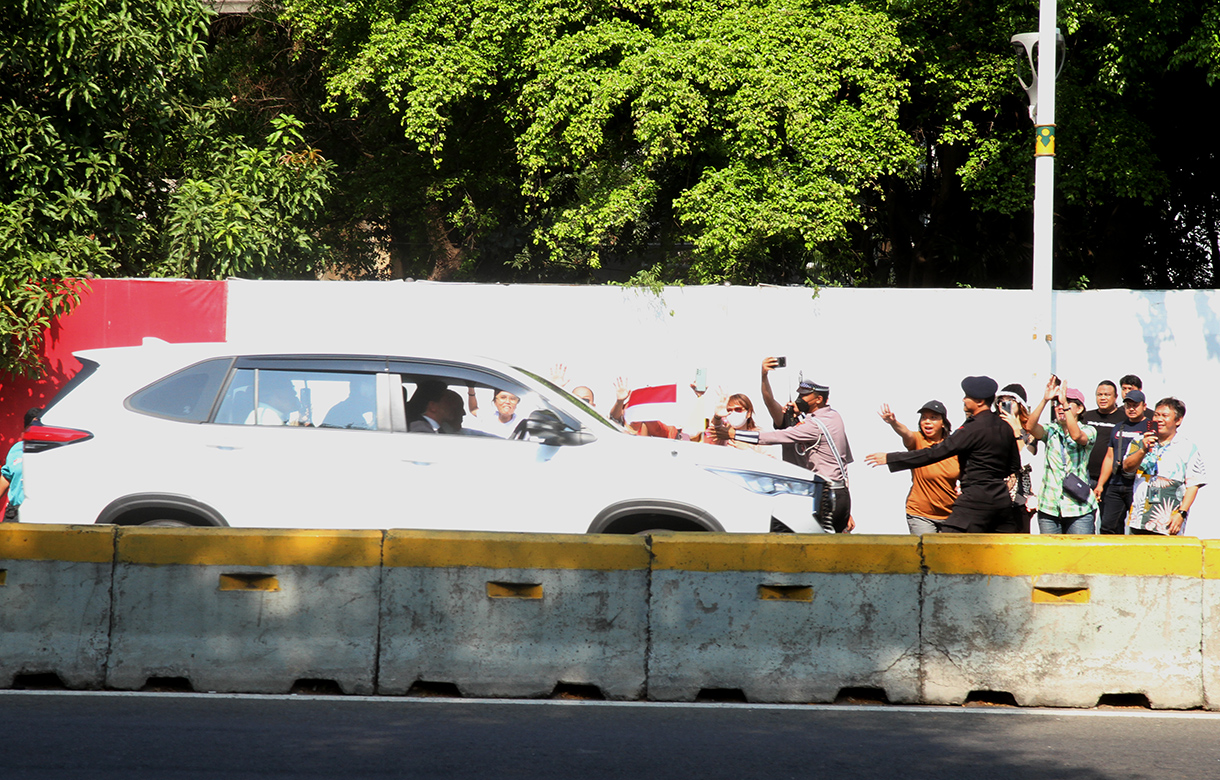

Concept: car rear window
[[126, 358, 233, 422]]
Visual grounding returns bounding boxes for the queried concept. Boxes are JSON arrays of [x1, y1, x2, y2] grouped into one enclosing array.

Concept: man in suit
[[408, 383, 466, 434]]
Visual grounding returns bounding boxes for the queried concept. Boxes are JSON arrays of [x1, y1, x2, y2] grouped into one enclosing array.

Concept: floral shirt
[[1036, 421, 1097, 517], [1125, 434, 1207, 535]]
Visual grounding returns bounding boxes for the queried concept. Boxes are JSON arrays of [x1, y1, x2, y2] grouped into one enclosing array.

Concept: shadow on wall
[[1135, 292, 1172, 373], [1195, 291, 1220, 363]]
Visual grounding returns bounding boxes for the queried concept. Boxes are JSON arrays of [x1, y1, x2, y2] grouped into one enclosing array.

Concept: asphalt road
[[3, 692, 1220, 779]]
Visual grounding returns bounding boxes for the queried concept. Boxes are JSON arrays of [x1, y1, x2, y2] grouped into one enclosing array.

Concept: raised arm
[[759, 356, 786, 428], [878, 403, 917, 450], [1025, 376, 1058, 441], [1122, 430, 1157, 474], [1062, 398, 1092, 447]]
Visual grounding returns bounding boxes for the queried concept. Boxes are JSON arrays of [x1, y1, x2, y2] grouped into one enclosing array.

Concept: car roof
[[72, 338, 520, 374]]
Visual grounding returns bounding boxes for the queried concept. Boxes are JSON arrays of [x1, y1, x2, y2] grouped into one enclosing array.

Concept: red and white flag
[[624, 384, 679, 424]]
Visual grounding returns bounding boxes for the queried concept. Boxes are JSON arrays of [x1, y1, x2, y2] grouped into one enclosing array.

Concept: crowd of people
[[559, 360, 1206, 537]]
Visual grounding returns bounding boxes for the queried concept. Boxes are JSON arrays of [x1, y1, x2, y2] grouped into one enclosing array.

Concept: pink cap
[[1065, 387, 1087, 407]]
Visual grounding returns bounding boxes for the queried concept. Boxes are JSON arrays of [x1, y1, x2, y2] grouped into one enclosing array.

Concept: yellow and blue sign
[[1036, 124, 1056, 157]]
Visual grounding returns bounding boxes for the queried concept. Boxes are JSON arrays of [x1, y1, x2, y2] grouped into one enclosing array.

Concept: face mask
[[725, 411, 747, 428], [794, 397, 811, 414]]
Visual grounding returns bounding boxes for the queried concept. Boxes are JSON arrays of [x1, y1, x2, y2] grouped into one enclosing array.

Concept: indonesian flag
[[624, 384, 679, 424]]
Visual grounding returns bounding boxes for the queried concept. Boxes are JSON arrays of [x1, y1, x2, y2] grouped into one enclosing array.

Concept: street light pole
[[1032, 0, 1058, 374], [1012, 6, 1062, 373]]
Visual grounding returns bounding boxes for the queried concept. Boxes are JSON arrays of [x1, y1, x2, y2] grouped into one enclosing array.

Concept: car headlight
[[702, 467, 821, 497]]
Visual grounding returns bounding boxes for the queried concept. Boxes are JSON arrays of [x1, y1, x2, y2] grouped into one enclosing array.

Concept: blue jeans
[[1037, 510, 1096, 535]]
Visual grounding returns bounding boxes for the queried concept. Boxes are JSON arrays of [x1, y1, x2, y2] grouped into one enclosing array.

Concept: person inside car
[[322, 378, 376, 430], [472, 388, 523, 438], [246, 374, 307, 426]]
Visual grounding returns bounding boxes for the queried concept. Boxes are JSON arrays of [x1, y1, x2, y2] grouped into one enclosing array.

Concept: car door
[[388, 362, 607, 533], [201, 358, 406, 529]]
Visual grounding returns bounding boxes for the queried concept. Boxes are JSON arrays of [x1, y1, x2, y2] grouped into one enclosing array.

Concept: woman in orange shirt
[[878, 400, 960, 534]]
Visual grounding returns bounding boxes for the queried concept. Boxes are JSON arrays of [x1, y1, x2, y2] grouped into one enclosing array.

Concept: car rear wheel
[[140, 519, 192, 528]]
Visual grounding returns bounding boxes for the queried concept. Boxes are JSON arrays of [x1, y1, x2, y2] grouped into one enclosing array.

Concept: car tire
[[140, 519, 193, 528]]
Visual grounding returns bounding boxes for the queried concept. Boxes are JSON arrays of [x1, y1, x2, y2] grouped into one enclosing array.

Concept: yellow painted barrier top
[[384, 530, 650, 570], [1199, 540, 1220, 579], [924, 535, 1202, 577], [117, 527, 382, 567], [0, 524, 115, 563], [650, 533, 922, 574]]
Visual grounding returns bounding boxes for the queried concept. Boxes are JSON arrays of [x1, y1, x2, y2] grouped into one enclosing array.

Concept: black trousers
[[816, 486, 852, 534], [1099, 484, 1132, 535], [941, 484, 1015, 533], [769, 485, 851, 534]]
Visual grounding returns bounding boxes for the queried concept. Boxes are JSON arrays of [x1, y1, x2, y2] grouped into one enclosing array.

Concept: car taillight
[[24, 424, 94, 453]]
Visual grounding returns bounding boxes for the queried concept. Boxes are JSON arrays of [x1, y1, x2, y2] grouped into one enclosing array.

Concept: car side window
[[214, 369, 380, 429], [126, 358, 233, 422], [399, 372, 558, 440]]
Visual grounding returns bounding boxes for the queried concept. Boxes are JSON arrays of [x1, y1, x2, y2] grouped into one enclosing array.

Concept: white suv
[[22, 339, 826, 534]]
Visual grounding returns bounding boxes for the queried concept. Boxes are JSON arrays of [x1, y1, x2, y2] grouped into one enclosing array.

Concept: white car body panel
[[22, 340, 825, 534]]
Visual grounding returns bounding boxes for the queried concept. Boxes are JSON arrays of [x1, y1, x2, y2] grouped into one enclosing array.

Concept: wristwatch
[[1176, 508, 1189, 520]]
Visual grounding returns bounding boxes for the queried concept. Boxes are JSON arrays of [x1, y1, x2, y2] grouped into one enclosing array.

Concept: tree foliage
[[278, 0, 1218, 287], [3, 0, 1219, 379], [2, 1, 337, 376]]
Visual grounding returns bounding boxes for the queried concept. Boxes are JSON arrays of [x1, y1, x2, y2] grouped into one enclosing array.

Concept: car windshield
[[514, 367, 622, 432]]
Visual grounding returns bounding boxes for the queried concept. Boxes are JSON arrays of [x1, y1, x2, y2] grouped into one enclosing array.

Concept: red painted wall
[[0, 279, 227, 506]]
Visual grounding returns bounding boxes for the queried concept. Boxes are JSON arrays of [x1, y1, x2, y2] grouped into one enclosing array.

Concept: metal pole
[[1032, 0, 1058, 373]]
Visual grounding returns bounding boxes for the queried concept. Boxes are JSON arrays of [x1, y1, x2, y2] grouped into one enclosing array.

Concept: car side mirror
[[515, 410, 596, 446]]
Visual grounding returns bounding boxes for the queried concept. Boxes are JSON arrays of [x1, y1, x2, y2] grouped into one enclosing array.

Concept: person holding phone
[[996, 384, 1040, 532], [1023, 377, 1098, 534], [1121, 397, 1206, 535], [714, 376, 854, 533]]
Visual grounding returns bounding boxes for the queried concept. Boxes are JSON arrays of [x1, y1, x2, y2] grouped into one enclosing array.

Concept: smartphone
[[1000, 399, 1014, 414], [775, 356, 787, 368], [1051, 374, 1061, 387], [694, 368, 708, 393]]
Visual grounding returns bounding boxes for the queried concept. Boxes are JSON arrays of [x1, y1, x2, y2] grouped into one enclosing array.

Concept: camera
[[780, 406, 800, 429], [775, 356, 787, 368]]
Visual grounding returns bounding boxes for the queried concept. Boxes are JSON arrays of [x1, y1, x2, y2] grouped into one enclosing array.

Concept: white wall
[[229, 280, 1220, 536]]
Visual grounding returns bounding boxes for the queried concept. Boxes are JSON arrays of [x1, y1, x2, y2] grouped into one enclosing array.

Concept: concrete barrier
[[0, 524, 114, 689], [378, 531, 650, 699], [648, 533, 923, 703], [922, 535, 1204, 709], [107, 527, 382, 694], [7, 525, 1220, 708], [1203, 540, 1220, 710]]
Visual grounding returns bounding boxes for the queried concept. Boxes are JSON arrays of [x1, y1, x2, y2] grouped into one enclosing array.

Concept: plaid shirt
[[1036, 421, 1098, 517]]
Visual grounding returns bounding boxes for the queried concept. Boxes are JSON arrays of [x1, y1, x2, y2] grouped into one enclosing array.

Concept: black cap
[[918, 400, 948, 418], [1124, 388, 1146, 404], [961, 375, 998, 400]]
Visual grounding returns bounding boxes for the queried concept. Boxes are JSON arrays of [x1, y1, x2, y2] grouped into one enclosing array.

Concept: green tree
[[157, 110, 335, 279], [1, 0, 210, 375], [281, 0, 916, 284], [2, 2, 339, 376]]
